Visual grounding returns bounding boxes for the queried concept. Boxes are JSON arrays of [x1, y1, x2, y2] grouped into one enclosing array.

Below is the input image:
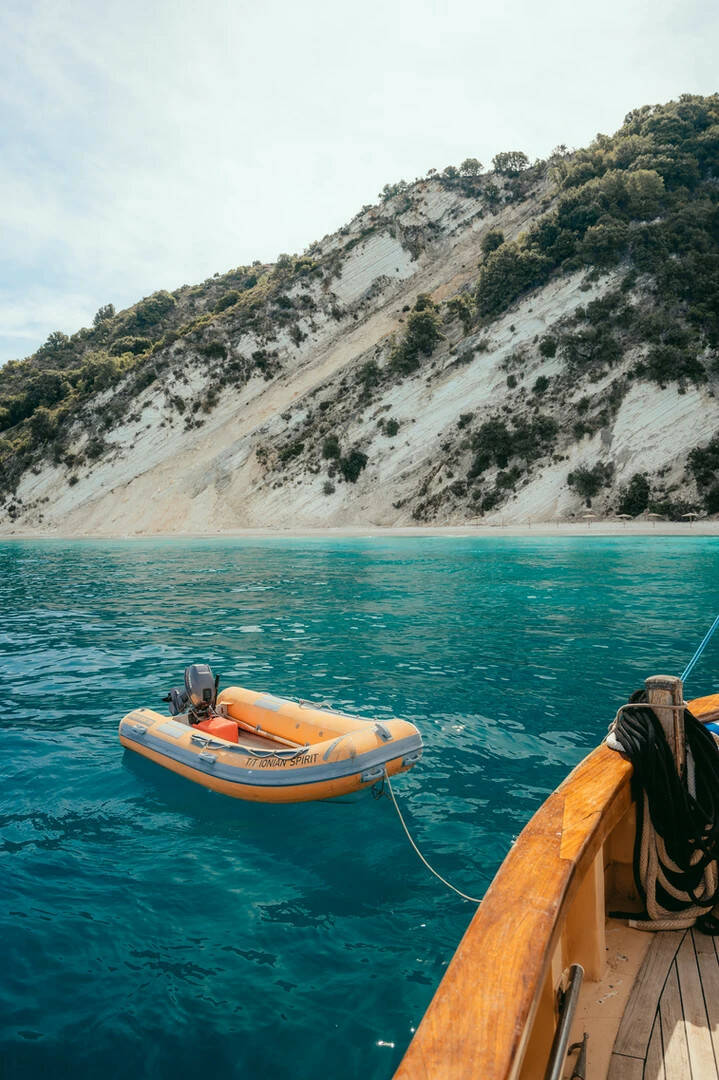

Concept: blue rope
[[682, 613, 719, 684]]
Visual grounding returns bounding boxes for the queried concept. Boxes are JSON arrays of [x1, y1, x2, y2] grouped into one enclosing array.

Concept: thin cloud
[[0, 0, 717, 364]]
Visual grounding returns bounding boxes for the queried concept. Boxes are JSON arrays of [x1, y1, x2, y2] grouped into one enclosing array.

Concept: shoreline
[[1, 521, 718, 541]]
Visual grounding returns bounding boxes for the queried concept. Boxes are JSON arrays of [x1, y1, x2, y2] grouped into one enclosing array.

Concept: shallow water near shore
[[2, 535, 719, 1079]]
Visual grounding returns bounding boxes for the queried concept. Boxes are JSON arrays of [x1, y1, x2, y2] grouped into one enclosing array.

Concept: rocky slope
[[2, 94, 718, 534]]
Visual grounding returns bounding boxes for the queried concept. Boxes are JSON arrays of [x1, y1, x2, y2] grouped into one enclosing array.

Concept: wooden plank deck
[[608, 929, 719, 1079]]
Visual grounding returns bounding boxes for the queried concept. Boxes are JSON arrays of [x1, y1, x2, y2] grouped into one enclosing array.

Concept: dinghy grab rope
[[383, 770, 481, 905]]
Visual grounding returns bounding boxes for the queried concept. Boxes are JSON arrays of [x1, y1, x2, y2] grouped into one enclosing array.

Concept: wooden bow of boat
[[395, 743, 633, 1080], [395, 681, 719, 1080]]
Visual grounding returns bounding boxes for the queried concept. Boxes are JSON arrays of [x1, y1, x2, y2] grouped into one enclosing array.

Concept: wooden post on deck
[[645, 674, 685, 777]]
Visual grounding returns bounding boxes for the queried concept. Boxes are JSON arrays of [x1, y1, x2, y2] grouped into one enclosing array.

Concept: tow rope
[[609, 695, 719, 930], [386, 614, 719, 916], [382, 770, 482, 904]]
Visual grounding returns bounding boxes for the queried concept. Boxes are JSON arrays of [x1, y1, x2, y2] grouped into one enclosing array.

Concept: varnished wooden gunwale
[[394, 743, 634, 1080]]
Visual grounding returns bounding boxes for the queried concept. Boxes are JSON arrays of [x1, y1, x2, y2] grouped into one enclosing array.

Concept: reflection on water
[[1, 536, 718, 1078]]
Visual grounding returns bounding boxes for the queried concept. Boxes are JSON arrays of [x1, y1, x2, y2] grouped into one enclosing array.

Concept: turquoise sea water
[[2, 536, 719, 1079]]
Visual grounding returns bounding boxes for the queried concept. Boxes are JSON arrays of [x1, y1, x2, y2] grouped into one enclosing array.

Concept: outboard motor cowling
[[163, 663, 218, 720], [185, 663, 217, 711]]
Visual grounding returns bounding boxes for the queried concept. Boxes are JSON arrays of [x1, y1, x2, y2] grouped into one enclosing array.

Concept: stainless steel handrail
[[544, 964, 585, 1080]]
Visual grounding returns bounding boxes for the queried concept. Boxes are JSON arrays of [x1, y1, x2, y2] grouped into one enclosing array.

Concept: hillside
[[2, 93, 719, 535]]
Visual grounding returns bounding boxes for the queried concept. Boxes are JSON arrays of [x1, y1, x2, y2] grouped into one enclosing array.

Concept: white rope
[[630, 776, 719, 932], [384, 771, 481, 905]]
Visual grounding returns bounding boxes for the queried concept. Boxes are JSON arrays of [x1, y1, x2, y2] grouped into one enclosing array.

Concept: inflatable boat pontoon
[[119, 665, 423, 803]]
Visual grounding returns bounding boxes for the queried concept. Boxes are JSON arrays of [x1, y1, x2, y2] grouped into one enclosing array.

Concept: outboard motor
[[185, 663, 217, 715], [164, 663, 219, 721]]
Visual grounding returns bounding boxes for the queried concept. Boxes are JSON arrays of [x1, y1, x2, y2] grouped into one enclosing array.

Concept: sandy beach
[[1, 520, 717, 541]]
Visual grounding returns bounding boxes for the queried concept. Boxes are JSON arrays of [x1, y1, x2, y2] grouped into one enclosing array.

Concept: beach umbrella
[[647, 512, 662, 528], [616, 513, 631, 527], [582, 512, 596, 527], [682, 512, 699, 526]]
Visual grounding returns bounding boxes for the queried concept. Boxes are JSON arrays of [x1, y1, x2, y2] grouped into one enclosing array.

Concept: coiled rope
[[383, 771, 481, 904], [609, 695, 719, 930], [606, 614, 719, 930]]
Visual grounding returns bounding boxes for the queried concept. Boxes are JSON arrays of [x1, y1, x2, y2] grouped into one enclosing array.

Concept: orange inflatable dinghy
[[119, 677, 422, 804]]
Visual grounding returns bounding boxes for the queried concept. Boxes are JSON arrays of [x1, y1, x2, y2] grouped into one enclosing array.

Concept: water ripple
[[2, 535, 719, 1079]]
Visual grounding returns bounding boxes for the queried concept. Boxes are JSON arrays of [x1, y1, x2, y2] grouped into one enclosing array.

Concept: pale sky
[[1, 0, 717, 365]]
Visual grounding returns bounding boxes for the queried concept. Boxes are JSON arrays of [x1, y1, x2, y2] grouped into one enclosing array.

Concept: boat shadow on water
[[121, 748, 376, 824]]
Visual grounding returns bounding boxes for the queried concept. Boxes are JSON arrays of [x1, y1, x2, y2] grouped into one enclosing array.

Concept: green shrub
[[704, 484, 719, 514], [562, 160, 600, 189], [388, 296, 443, 376], [357, 360, 380, 388], [85, 436, 107, 461], [36, 330, 71, 360], [460, 158, 483, 176], [338, 449, 368, 483], [445, 294, 474, 332], [480, 230, 504, 256], [482, 182, 501, 206], [567, 461, 614, 503], [278, 440, 304, 463], [293, 256, 318, 277], [481, 490, 502, 512], [580, 218, 629, 267], [379, 180, 409, 201], [469, 419, 513, 474], [475, 245, 552, 318], [688, 436, 719, 511], [495, 466, 522, 490], [468, 415, 558, 477], [533, 375, 550, 395], [29, 406, 57, 442], [492, 151, 529, 176], [539, 336, 557, 357], [214, 290, 240, 313], [647, 497, 699, 521], [690, 439, 719, 489], [322, 435, 341, 459], [133, 365, 158, 391], [560, 325, 622, 374], [617, 473, 651, 515], [1, 371, 72, 430], [645, 345, 705, 385], [128, 290, 176, 332], [202, 342, 227, 360], [93, 303, 115, 326], [109, 336, 151, 356], [405, 302, 443, 351]]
